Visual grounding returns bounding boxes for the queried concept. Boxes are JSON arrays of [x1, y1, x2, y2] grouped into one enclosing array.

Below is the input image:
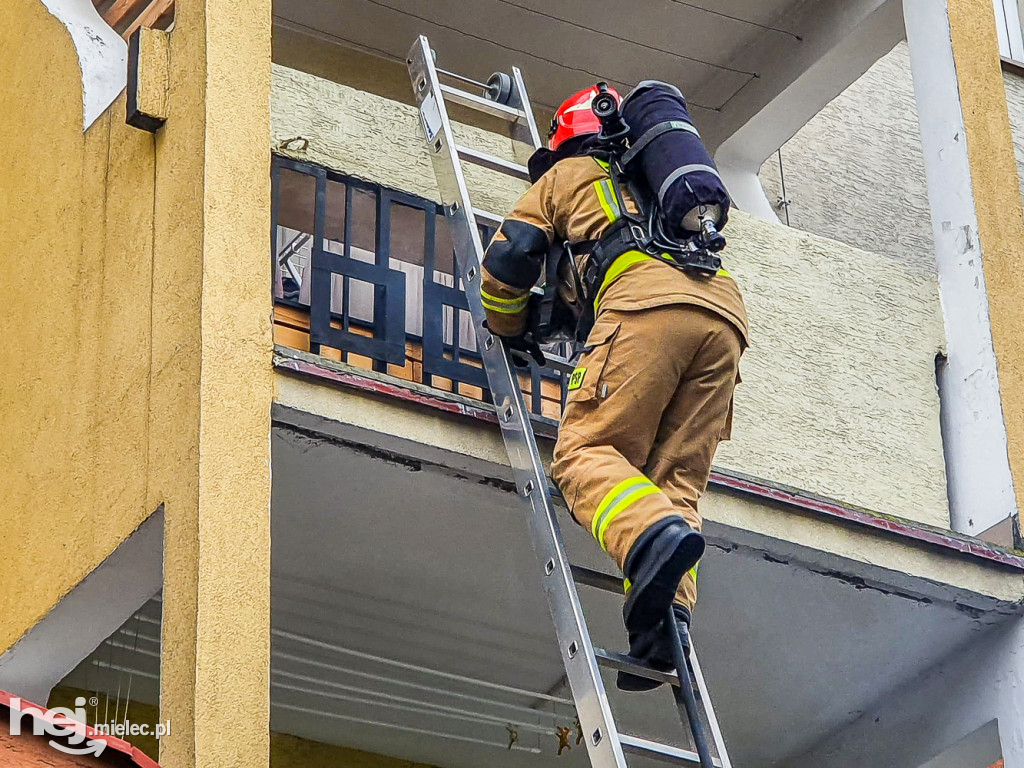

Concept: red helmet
[[548, 85, 621, 150]]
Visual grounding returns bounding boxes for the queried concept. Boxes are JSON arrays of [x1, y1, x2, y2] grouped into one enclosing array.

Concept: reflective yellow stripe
[[593, 179, 618, 223], [481, 300, 527, 314], [480, 289, 529, 308], [623, 578, 631, 594], [594, 250, 653, 312], [594, 157, 611, 171], [480, 289, 529, 314], [591, 476, 661, 552], [593, 251, 733, 313], [687, 562, 699, 586], [598, 486, 660, 550], [591, 478, 647, 539], [601, 180, 620, 220]]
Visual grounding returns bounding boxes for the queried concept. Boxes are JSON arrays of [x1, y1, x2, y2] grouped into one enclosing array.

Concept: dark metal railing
[[271, 155, 567, 420]]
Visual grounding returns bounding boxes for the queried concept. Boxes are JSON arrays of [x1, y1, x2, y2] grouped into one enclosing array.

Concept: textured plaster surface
[[760, 42, 1024, 277], [0, 2, 275, 767], [0, 0, 159, 658], [153, 0, 274, 767], [271, 65, 949, 528], [1004, 71, 1024, 197], [759, 43, 937, 279], [760, 38, 1024, 524], [135, 27, 169, 122], [272, 64, 530, 216]]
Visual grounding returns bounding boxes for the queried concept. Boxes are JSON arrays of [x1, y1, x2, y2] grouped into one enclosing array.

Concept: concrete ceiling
[[61, 420, 1019, 768], [262, 426, 1015, 768], [271, 0, 805, 137]]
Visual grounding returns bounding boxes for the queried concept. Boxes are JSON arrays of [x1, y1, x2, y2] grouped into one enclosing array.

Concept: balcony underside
[[272, 0, 905, 154], [265, 407, 1023, 768]]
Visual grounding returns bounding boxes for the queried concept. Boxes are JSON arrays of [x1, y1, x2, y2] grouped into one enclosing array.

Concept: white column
[[903, 0, 1016, 535], [778, 617, 1024, 768], [716, 161, 781, 223]]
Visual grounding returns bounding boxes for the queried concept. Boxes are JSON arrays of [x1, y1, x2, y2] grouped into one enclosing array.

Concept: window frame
[[993, 0, 1024, 63]]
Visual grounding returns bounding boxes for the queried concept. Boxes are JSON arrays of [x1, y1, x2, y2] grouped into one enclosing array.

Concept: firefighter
[[480, 85, 748, 690]]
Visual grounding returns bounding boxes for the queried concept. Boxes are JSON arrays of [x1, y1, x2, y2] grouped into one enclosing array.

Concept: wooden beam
[[124, 0, 174, 39], [103, 0, 148, 30]]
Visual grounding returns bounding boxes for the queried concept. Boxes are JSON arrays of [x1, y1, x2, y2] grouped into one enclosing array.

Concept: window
[[993, 0, 1024, 61]]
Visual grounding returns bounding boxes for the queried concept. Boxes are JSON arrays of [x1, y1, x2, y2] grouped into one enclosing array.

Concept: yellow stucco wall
[[0, 0, 161, 655], [948, 0, 1024, 516], [1, 1, 274, 767], [157, 0, 273, 765]]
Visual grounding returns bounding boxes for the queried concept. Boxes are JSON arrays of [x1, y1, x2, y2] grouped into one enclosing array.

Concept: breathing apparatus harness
[[585, 85, 725, 277], [530, 83, 729, 346]]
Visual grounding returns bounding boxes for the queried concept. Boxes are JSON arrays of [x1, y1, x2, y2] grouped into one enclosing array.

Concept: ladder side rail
[[509, 66, 543, 149], [666, 610, 715, 768], [688, 641, 733, 768], [407, 35, 628, 768]]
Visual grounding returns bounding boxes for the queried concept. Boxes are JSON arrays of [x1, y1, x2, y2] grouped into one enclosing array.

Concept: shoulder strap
[[620, 120, 701, 167]]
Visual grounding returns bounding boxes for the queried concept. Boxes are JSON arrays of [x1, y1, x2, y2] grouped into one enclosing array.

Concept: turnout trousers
[[551, 303, 743, 611]]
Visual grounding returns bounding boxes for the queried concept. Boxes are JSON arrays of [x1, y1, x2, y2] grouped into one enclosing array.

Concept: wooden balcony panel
[[273, 304, 563, 419]]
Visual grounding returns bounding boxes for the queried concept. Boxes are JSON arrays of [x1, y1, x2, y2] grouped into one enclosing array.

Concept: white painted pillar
[[778, 617, 1024, 768], [716, 161, 781, 223], [40, 0, 127, 129], [903, 0, 1016, 535]]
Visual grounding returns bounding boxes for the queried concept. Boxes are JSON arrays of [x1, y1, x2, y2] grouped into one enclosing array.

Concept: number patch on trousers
[[567, 367, 587, 390]]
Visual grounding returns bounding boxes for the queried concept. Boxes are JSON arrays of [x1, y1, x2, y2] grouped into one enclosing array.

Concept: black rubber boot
[[622, 517, 704, 635], [617, 605, 691, 692]]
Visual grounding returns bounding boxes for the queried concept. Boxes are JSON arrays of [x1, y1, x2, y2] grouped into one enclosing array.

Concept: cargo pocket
[[566, 320, 620, 403], [720, 369, 741, 440]]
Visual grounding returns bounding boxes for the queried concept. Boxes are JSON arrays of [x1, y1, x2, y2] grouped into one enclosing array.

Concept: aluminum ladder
[[407, 36, 732, 768]]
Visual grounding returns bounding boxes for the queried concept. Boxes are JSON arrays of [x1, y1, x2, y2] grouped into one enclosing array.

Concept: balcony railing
[[271, 155, 568, 421]]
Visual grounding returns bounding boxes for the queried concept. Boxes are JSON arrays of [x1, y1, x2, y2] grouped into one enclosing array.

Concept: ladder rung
[[620, 734, 718, 767], [440, 83, 527, 122], [594, 648, 679, 687], [436, 67, 489, 90], [570, 564, 624, 593], [455, 145, 531, 182], [543, 355, 576, 375], [472, 208, 504, 228]]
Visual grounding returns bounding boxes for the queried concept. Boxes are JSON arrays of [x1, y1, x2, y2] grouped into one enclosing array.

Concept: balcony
[[271, 156, 567, 423], [257, 52, 1024, 768]]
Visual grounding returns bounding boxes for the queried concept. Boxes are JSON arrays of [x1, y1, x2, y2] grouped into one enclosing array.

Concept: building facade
[[2, 0, 1024, 767]]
